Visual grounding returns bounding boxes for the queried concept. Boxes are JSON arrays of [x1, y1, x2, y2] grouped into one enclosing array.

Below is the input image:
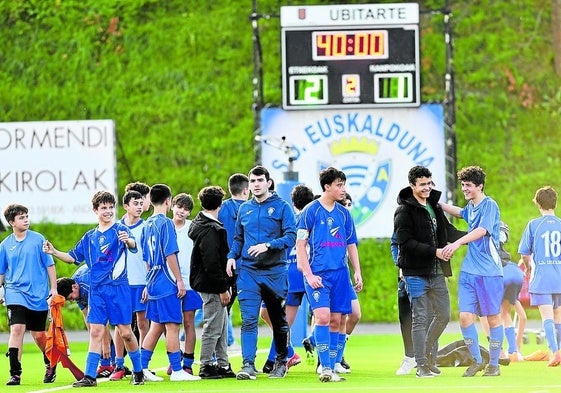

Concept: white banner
[[260, 105, 445, 238], [0, 120, 117, 225]]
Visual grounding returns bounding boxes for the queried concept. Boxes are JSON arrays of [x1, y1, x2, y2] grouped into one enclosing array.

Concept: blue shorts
[[182, 290, 203, 312], [304, 267, 351, 314], [146, 293, 182, 324], [88, 284, 132, 326], [503, 282, 522, 305], [349, 283, 358, 301], [130, 285, 147, 313], [288, 263, 305, 293], [458, 271, 503, 316], [530, 293, 561, 308], [286, 291, 305, 307]]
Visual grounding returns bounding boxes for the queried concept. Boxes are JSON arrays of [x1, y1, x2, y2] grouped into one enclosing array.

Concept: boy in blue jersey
[[139, 184, 201, 382], [440, 166, 503, 377], [43, 191, 145, 386], [218, 173, 249, 349], [296, 167, 363, 383], [518, 185, 561, 367], [226, 166, 296, 380], [109, 190, 149, 380], [171, 192, 202, 375], [0, 204, 58, 386]]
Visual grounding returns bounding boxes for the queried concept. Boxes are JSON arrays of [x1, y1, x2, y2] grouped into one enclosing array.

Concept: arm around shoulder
[[439, 201, 462, 218]]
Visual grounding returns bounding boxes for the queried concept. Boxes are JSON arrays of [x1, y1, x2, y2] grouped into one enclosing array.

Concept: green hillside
[[0, 0, 559, 327]]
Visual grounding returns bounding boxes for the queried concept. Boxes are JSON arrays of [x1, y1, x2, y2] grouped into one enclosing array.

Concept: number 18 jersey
[[518, 214, 561, 294]]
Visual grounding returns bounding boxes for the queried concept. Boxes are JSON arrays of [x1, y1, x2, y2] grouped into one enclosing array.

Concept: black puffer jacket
[[188, 211, 232, 294], [393, 187, 465, 277]]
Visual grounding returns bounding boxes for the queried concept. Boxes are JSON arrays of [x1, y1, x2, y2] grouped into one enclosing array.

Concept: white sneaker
[[330, 372, 346, 382], [318, 367, 332, 382], [334, 362, 351, 374], [396, 356, 416, 375], [170, 370, 201, 381], [142, 369, 163, 382]]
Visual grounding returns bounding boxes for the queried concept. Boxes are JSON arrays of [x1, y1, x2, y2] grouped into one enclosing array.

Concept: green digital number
[[289, 75, 328, 105], [374, 73, 413, 103]]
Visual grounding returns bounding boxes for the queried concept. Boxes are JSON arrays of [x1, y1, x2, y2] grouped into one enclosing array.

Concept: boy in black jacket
[[394, 166, 464, 378], [189, 186, 236, 379]]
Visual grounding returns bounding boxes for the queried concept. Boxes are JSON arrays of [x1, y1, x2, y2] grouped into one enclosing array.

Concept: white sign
[[0, 120, 117, 225], [260, 105, 445, 238], [281, 3, 419, 27]]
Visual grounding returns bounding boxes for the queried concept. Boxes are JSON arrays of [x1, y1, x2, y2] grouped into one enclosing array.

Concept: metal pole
[[443, 0, 457, 204], [250, 0, 264, 164]]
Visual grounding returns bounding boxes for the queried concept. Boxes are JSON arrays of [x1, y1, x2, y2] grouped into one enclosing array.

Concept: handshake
[[437, 242, 461, 261]]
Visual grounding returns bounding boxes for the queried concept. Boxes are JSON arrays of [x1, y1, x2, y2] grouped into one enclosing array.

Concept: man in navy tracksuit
[[226, 166, 296, 380]]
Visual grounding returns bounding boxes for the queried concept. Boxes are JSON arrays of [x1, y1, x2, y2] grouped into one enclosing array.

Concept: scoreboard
[[281, 3, 420, 110]]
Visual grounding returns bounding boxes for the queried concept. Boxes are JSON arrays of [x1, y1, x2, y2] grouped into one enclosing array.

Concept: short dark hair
[[457, 166, 486, 186], [228, 173, 249, 196], [150, 184, 172, 205], [122, 190, 143, 206], [248, 165, 270, 181], [92, 191, 116, 210], [172, 193, 194, 211], [408, 166, 432, 185], [198, 186, 226, 210], [3, 204, 28, 224], [319, 167, 346, 191], [125, 182, 150, 196], [56, 277, 76, 299], [291, 184, 314, 210]]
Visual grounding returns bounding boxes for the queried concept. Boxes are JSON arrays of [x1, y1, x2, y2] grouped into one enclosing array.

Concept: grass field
[[1, 330, 561, 393]]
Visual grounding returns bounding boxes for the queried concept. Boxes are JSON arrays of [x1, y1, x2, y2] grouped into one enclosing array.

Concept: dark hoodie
[[188, 211, 232, 294], [393, 187, 465, 277]]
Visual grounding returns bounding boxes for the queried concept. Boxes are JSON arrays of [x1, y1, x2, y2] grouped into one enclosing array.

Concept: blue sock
[[114, 356, 124, 369], [85, 352, 101, 379], [314, 325, 330, 369], [100, 356, 111, 367], [544, 319, 558, 352], [128, 349, 142, 373], [461, 324, 482, 363], [168, 350, 182, 372], [110, 342, 116, 366], [267, 339, 277, 362], [141, 348, 153, 370], [556, 324, 561, 348], [182, 353, 194, 369], [329, 331, 338, 369], [489, 325, 504, 366], [287, 343, 294, 358], [504, 326, 517, 354], [335, 333, 346, 363]]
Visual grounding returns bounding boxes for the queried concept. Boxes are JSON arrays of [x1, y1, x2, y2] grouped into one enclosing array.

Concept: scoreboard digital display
[[281, 3, 420, 110], [312, 30, 388, 61]]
